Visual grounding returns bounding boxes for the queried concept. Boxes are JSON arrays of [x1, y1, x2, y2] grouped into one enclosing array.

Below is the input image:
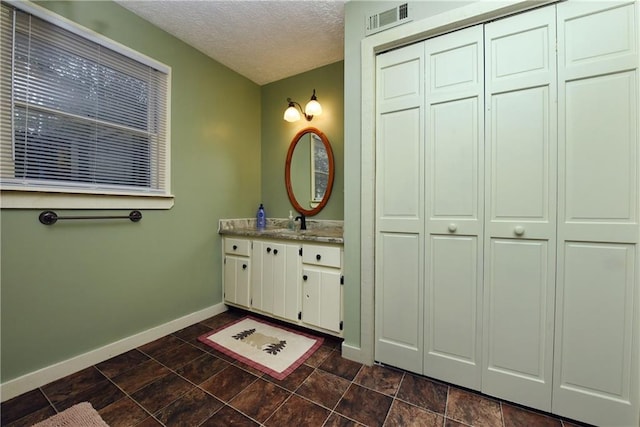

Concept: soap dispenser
[[287, 210, 295, 231], [256, 203, 266, 230]]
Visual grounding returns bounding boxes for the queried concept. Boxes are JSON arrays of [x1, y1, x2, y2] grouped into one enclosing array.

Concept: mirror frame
[[285, 127, 335, 216]]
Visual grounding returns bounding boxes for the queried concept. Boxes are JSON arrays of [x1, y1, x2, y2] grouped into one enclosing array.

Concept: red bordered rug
[[198, 316, 324, 380]]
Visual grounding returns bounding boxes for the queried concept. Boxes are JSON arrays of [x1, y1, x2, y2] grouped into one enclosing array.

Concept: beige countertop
[[218, 218, 343, 244]]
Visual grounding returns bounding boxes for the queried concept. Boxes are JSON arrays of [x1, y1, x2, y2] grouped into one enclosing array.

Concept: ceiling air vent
[[365, 3, 412, 36]]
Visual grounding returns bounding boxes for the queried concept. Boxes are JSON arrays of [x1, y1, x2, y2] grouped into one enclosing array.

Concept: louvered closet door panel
[[554, 2, 639, 426], [482, 5, 557, 412], [375, 43, 425, 373], [423, 25, 484, 391]]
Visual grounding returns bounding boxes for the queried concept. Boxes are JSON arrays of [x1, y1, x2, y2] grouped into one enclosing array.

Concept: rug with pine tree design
[[198, 316, 324, 379]]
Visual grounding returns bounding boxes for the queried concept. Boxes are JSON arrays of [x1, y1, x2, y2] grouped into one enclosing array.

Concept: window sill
[[1, 189, 174, 210]]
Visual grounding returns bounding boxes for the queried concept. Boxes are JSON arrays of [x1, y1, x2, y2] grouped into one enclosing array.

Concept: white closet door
[[423, 25, 484, 391], [483, 6, 557, 412], [554, 2, 639, 426], [375, 43, 425, 373]]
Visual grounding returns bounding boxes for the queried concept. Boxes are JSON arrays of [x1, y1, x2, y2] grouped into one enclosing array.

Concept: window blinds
[[0, 3, 169, 195]]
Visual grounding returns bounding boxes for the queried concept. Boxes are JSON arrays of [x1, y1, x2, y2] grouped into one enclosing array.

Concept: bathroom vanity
[[219, 218, 344, 337]]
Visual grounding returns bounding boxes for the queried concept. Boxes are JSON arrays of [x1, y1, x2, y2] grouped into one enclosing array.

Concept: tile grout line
[[99, 356, 178, 427], [176, 318, 343, 425], [99, 330, 236, 427], [5, 312, 590, 427], [443, 384, 449, 426]]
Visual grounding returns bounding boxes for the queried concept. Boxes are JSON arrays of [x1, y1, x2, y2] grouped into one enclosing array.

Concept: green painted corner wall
[[260, 62, 351, 343], [0, 1, 262, 382], [1, 1, 349, 385], [260, 62, 344, 221]]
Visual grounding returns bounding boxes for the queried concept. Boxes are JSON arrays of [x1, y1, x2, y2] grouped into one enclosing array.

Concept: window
[[0, 1, 172, 208], [310, 132, 329, 203]]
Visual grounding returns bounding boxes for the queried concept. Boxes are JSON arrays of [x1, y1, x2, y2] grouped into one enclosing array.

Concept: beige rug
[[198, 316, 323, 380], [32, 402, 108, 427]]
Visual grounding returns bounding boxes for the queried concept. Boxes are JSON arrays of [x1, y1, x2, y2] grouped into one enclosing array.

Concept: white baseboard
[[341, 342, 373, 365], [0, 303, 227, 402]]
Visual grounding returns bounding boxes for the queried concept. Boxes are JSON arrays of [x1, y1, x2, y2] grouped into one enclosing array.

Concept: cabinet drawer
[[302, 244, 341, 268], [224, 238, 251, 256]]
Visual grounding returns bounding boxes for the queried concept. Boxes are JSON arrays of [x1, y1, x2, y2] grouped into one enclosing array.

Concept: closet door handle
[[273, 249, 278, 255], [448, 223, 457, 233], [232, 245, 238, 250], [267, 247, 272, 253], [242, 264, 247, 270], [303, 275, 308, 281], [514, 226, 525, 236], [316, 254, 322, 261]]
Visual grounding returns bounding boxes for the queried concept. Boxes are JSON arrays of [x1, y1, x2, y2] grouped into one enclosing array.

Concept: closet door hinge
[[299, 248, 303, 256], [340, 275, 344, 285], [298, 311, 302, 320], [340, 321, 343, 331]]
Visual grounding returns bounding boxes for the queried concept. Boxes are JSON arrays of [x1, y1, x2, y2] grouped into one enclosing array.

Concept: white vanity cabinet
[[221, 232, 344, 337], [223, 237, 251, 308], [301, 243, 343, 334], [251, 239, 301, 323]]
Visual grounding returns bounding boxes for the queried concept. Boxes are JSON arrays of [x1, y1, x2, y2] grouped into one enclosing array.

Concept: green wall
[[1, 1, 346, 386], [260, 62, 344, 221], [0, 1, 262, 382]]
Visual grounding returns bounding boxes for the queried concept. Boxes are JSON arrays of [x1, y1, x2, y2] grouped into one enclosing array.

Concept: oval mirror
[[285, 127, 334, 216]]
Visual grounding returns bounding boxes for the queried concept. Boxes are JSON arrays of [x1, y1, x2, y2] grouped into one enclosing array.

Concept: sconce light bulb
[[284, 105, 301, 122], [305, 99, 322, 117]]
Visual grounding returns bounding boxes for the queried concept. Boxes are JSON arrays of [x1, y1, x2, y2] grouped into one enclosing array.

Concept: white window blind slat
[[1, 2, 170, 196]]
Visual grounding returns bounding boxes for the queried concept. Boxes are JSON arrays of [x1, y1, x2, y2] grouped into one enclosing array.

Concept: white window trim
[[1, 0, 174, 210]]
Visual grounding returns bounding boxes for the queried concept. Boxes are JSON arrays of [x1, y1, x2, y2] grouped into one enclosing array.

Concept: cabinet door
[[272, 244, 301, 322], [423, 24, 484, 391], [224, 255, 250, 307], [554, 2, 639, 426], [375, 42, 425, 374], [251, 241, 284, 314], [251, 241, 269, 313], [252, 240, 301, 320], [302, 267, 341, 333], [483, 5, 557, 412]]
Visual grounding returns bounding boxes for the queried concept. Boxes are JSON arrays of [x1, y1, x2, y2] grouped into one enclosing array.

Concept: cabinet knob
[[273, 249, 278, 255], [242, 264, 247, 270], [514, 226, 525, 236], [303, 274, 308, 281], [266, 247, 271, 253], [448, 223, 457, 233], [233, 245, 238, 250], [316, 254, 321, 261]]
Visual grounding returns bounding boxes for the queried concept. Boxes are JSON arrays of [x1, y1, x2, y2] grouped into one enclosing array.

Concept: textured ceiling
[[115, 0, 346, 85]]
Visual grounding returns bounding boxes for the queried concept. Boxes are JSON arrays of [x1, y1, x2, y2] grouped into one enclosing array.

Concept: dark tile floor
[[1, 309, 590, 427]]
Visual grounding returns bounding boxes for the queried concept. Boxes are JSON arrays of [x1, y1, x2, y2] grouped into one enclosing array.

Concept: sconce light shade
[[284, 103, 301, 122], [305, 89, 322, 117], [284, 89, 322, 122], [305, 99, 322, 116]]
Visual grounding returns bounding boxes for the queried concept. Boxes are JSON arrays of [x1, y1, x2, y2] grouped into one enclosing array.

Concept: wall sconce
[[284, 89, 322, 122]]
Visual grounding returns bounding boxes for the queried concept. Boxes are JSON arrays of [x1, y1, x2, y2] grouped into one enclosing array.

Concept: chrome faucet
[[295, 214, 306, 230]]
